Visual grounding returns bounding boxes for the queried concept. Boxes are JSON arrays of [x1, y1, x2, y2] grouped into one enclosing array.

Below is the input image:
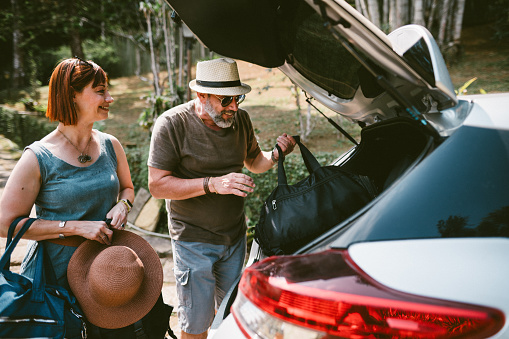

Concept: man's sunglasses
[[213, 94, 245, 107]]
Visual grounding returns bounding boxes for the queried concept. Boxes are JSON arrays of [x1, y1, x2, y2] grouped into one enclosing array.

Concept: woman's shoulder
[[94, 129, 119, 145], [25, 139, 50, 155]]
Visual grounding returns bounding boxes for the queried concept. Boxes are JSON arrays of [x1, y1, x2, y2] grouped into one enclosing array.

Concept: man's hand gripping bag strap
[[255, 136, 374, 256], [0, 217, 87, 339]]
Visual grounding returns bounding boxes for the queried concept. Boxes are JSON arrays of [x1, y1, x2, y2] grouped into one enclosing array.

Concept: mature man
[[147, 58, 295, 339]]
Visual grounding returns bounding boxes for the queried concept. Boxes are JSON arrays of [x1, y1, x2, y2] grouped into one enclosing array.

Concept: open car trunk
[[338, 117, 434, 195]]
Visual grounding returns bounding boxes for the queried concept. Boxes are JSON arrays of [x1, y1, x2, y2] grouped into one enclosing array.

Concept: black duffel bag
[[255, 137, 374, 256]]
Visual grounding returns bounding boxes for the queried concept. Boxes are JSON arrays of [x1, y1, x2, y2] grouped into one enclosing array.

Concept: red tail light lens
[[232, 250, 504, 339]]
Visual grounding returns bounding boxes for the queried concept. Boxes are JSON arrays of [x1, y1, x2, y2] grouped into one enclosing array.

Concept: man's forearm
[[244, 151, 274, 174], [149, 170, 206, 200]]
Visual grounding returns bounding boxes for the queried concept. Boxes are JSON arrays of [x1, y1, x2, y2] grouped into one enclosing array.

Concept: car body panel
[[209, 237, 509, 338], [460, 93, 509, 130], [349, 238, 509, 314]]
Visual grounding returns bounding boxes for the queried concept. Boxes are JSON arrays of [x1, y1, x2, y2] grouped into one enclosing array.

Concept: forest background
[[1, 0, 508, 233]]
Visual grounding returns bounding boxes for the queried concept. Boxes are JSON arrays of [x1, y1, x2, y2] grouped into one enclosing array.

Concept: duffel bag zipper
[[70, 306, 88, 339], [0, 316, 59, 324], [271, 171, 363, 211]]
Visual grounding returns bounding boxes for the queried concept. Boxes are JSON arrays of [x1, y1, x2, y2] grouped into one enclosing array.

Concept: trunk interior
[[339, 117, 435, 196]]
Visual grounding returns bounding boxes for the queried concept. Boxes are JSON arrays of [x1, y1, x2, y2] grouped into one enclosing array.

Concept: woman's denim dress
[[20, 130, 120, 289]]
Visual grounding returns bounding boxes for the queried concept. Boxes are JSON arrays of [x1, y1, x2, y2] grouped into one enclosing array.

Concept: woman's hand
[[78, 220, 113, 245], [105, 201, 129, 231]]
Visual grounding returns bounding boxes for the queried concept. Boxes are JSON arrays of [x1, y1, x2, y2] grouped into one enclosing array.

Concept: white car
[[165, 0, 509, 338]]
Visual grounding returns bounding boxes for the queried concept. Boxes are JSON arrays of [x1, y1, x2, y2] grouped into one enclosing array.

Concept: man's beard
[[204, 98, 235, 128]]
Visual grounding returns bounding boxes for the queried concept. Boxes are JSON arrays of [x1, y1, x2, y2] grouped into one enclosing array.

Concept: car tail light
[[232, 249, 504, 339]]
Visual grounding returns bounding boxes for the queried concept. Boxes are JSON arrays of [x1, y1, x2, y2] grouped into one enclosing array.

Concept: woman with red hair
[[0, 57, 134, 289]]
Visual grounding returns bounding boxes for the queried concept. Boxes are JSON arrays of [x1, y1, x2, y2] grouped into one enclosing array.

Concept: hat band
[[196, 79, 241, 88]]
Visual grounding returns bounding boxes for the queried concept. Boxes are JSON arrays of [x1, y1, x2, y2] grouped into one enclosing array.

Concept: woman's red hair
[[46, 58, 108, 125]]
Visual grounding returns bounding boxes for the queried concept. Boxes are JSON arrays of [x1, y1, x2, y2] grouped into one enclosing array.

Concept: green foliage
[[138, 94, 181, 129], [0, 106, 57, 148], [490, 0, 509, 41], [124, 131, 151, 192], [83, 39, 122, 78], [20, 98, 46, 114]]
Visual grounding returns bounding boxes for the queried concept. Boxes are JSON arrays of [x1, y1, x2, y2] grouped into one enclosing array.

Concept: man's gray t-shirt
[[148, 100, 261, 245]]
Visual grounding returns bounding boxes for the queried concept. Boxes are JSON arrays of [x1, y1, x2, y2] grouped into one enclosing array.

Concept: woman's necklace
[[57, 129, 92, 163]]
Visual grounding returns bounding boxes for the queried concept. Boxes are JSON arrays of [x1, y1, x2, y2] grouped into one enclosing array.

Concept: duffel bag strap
[[293, 136, 322, 174], [275, 144, 289, 186], [275, 135, 323, 187], [1, 217, 36, 271]]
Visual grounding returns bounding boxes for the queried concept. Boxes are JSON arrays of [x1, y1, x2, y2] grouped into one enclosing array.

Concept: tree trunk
[[383, 0, 390, 29], [304, 103, 314, 141], [452, 0, 466, 44], [389, 0, 398, 31], [367, 0, 380, 28], [413, 0, 425, 26], [162, 3, 175, 96], [67, 0, 84, 58], [427, 0, 439, 30], [135, 48, 141, 77], [356, 0, 369, 21], [295, 85, 305, 140], [399, 0, 410, 26], [437, 0, 452, 47], [186, 40, 192, 101], [169, 17, 178, 91], [178, 27, 184, 87], [11, 0, 24, 89], [146, 11, 161, 96], [101, 2, 105, 40]]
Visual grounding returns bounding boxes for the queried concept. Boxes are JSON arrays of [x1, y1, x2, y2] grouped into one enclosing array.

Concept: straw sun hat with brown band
[[67, 230, 163, 329], [189, 57, 251, 96]]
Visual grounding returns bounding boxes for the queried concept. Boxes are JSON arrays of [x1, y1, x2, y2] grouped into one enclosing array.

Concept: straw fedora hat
[[67, 230, 163, 329], [189, 58, 251, 96]]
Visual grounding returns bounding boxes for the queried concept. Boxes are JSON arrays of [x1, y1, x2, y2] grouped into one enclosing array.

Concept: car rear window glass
[[280, 4, 362, 100], [332, 125, 509, 247]]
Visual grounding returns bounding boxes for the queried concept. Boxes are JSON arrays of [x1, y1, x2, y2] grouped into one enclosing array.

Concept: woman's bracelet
[[118, 198, 132, 213]]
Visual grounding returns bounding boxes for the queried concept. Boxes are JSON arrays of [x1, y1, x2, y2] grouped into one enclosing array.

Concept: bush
[[124, 132, 151, 193], [83, 38, 122, 79], [0, 106, 57, 148]]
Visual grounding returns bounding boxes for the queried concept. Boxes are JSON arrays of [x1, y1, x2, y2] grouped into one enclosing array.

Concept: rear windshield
[[280, 4, 362, 100], [332, 125, 509, 247]]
